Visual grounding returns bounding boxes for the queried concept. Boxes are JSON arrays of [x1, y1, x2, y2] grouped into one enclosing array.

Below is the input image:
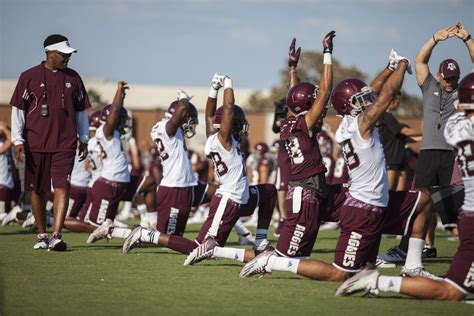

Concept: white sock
[[111, 227, 131, 239], [146, 212, 158, 227], [234, 219, 251, 235], [141, 229, 160, 244], [46, 200, 54, 211], [268, 255, 299, 273], [377, 276, 402, 293], [137, 204, 148, 218], [213, 247, 245, 262], [121, 201, 132, 215], [405, 238, 424, 269]]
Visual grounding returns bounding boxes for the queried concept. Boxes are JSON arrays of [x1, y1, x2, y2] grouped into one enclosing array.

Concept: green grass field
[[0, 223, 472, 315]]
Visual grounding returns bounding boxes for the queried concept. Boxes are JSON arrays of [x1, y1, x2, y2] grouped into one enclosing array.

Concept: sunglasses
[[54, 51, 72, 58]]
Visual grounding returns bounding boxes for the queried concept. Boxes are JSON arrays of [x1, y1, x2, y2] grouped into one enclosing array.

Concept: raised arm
[[217, 77, 234, 151], [205, 73, 226, 138], [414, 25, 457, 86], [358, 60, 409, 139], [454, 21, 474, 63], [304, 31, 335, 130], [288, 38, 301, 88], [103, 80, 128, 140], [166, 89, 191, 137]]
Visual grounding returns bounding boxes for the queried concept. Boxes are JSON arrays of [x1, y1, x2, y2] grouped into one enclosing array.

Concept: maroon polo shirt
[[10, 63, 91, 152]]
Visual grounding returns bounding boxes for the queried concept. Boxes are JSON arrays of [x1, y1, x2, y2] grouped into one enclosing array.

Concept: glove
[[211, 73, 226, 90], [388, 49, 413, 75], [288, 38, 301, 67], [322, 30, 336, 54], [177, 88, 192, 101]]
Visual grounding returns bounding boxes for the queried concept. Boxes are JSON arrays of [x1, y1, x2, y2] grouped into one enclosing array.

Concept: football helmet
[[286, 82, 319, 115], [331, 78, 376, 117], [100, 104, 133, 135], [213, 105, 249, 142], [166, 101, 199, 138], [89, 110, 102, 131], [458, 72, 474, 110]]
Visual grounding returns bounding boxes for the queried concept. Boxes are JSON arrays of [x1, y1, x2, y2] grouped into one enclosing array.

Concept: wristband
[[209, 87, 218, 99], [289, 69, 297, 74], [463, 34, 471, 42], [323, 52, 332, 65], [224, 77, 233, 90], [432, 35, 438, 45]]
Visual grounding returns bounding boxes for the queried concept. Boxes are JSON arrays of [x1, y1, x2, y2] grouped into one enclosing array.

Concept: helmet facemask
[[349, 86, 377, 116], [183, 116, 198, 138]]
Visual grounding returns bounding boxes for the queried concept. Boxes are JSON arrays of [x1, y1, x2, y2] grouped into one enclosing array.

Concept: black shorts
[[414, 149, 455, 188], [386, 163, 406, 171]]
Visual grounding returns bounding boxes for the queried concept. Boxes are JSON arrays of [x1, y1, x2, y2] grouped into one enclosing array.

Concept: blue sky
[[1, 0, 472, 97]]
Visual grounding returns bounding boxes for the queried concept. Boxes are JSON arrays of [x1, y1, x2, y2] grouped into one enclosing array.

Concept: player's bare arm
[[218, 77, 234, 151], [288, 38, 301, 88], [103, 80, 129, 140], [205, 73, 226, 137], [414, 25, 457, 86], [305, 30, 335, 130], [455, 21, 474, 62], [359, 60, 408, 139], [370, 67, 393, 94], [166, 89, 191, 137]]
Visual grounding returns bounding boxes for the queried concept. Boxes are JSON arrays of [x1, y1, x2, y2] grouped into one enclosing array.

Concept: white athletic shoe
[[0, 212, 7, 222], [48, 232, 67, 252], [87, 220, 113, 244], [239, 250, 275, 278], [375, 256, 396, 269], [2, 205, 21, 226], [184, 237, 219, 266], [400, 266, 442, 281], [113, 218, 128, 228], [33, 233, 49, 250], [238, 233, 256, 245], [335, 266, 380, 297], [319, 222, 339, 231], [253, 239, 273, 255], [122, 225, 143, 253], [22, 213, 36, 228]]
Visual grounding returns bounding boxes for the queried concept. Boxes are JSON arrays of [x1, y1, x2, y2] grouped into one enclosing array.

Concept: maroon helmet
[[331, 78, 376, 117], [167, 100, 199, 138], [458, 72, 474, 110], [286, 82, 319, 114], [100, 104, 133, 135], [213, 105, 248, 141], [254, 142, 269, 156], [89, 110, 102, 131]]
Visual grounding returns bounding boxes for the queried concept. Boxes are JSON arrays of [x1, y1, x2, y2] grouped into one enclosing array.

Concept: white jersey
[[444, 113, 474, 211], [0, 139, 14, 189], [71, 150, 91, 187], [205, 133, 249, 204], [150, 117, 197, 187], [335, 115, 389, 207], [87, 136, 103, 187], [96, 125, 130, 183]]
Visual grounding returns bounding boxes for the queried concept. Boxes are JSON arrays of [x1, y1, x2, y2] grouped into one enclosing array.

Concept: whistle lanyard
[[42, 65, 66, 108]]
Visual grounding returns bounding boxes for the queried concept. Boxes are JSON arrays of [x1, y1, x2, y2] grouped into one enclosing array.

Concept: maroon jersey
[[10, 63, 91, 152], [327, 151, 350, 185], [280, 115, 326, 181]]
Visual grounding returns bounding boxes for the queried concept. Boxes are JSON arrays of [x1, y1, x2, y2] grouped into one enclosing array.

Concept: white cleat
[[22, 213, 36, 228], [33, 233, 49, 250], [400, 266, 442, 281], [122, 225, 143, 253], [239, 250, 274, 278], [2, 205, 22, 226], [335, 266, 380, 297], [87, 220, 113, 244], [184, 237, 219, 266], [113, 218, 128, 228]]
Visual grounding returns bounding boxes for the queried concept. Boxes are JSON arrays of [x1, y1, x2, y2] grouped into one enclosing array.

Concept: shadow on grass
[[0, 230, 35, 236]]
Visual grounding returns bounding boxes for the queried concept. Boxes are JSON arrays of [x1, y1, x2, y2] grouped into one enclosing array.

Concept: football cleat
[[400, 266, 442, 281], [48, 232, 67, 252], [238, 233, 256, 245], [184, 237, 219, 266], [87, 220, 113, 244], [378, 246, 407, 263], [1, 205, 22, 226], [122, 225, 143, 253], [33, 233, 49, 250], [113, 218, 128, 228], [319, 222, 339, 231], [335, 265, 380, 297], [239, 250, 275, 278], [22, 213, 36, 228], [422, 247, 437, 258], [253, 239, 274, 255], [375, 257, 396, 269]]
